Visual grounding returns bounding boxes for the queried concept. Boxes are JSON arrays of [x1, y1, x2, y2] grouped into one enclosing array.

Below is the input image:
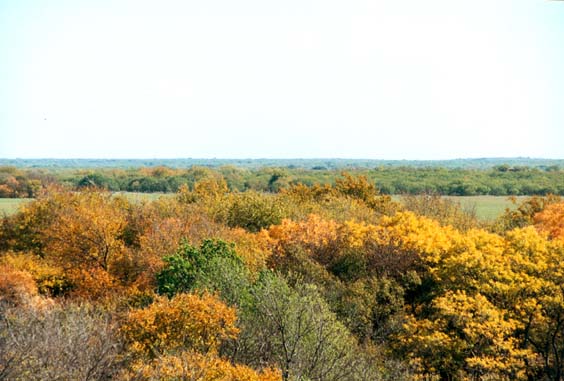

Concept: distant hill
[[1, 157, 563, 170]]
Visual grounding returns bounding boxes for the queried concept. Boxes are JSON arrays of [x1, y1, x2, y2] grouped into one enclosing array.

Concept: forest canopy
[[1, 173, 564, 380]]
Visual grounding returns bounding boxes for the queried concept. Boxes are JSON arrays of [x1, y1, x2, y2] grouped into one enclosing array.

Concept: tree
[[535, 202, 564, 241], [22, 188, 146, 298], [121, 292, 239, 358], [230, 274, 379, 381], [226, 191, 286, 232], [156, 239, 244, 298], [0, 303, 122, 381], [40, 190, 128, 272], [495, 195, 561, 232], [401, 291, 533, 380]]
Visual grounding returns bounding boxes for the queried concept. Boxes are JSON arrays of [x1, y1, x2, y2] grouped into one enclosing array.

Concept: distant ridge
[[0, 157, 563, 170]]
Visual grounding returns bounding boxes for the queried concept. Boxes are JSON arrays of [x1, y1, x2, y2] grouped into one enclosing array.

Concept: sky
[[1, 0, 563, 160]]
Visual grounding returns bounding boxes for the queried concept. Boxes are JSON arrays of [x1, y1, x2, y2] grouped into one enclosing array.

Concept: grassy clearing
[[444, 195, 527, 220], [393, 195, 527, 220], [0, 198, 32, 216]]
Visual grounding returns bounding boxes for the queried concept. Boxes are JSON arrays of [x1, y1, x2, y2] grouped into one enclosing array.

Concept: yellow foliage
[[194, 177, 229, 199], [402, 291, 534, 380], [438, 229, 511, 295], [374, 212, 460, 264], [280, 183, 333, 204], [41, 189, 128, 272], [122, 351, 281, 381], [280, 177, 397, 224], [0, 251, 68, 296], [340, 220, 380, 248], [122, 292, 239, 358], [222, 227, 271, 274]]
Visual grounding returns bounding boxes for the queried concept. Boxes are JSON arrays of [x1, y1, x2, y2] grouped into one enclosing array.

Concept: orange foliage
[[496, 195, 561, 231], [66, 267, 119, 300], [222, 227, 271, 274], [0, 265, 37, 306], [534, 202, 564, 241], [265, 214, 340, 267], [267, 214, 339, 251]]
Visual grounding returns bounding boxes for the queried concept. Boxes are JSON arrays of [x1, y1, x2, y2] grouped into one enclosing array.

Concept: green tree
[[156, 239, 243, 298]]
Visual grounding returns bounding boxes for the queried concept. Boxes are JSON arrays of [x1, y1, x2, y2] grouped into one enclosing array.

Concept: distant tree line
[[0, 164, 563, 198]]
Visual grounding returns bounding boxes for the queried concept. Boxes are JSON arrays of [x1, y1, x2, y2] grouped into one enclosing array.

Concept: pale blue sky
[[1, 0, 563, 159]]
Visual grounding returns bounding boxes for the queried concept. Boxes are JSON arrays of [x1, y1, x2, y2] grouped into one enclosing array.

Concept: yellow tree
[[402, 291, 533, 380], [120, 292, 282, 381], [42, 190, 128, 272], [121, 292, 239, 358]]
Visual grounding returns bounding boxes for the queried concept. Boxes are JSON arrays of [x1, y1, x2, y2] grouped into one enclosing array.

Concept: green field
[[0, 194, 527, 220], [389, 195, 525, 221], [0, 198, 33, 216], [444, 195, 526, 220]]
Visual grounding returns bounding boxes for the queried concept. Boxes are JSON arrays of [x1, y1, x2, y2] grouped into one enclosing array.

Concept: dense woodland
[[1, 160, 564, 198], [2, 173, 564, 380]]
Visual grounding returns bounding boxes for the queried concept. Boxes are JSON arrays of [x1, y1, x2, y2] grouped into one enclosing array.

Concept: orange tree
[[535, 202, 564, 241]]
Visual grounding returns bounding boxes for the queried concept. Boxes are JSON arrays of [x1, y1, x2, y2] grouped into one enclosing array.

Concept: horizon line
[[1, 156, 564, 161]]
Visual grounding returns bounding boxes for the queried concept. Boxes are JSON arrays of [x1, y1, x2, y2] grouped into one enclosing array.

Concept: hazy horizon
[[2, 0, 564, 159], [2, 156, 563, 161]]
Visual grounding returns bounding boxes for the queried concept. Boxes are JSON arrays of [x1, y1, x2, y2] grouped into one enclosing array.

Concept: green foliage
[[77, 173, 120, 191], [156, 239, 243, 298], [230, 273, 381, 381], [335, 276, 405, 343], [226, 191, 287, 232], [3, 160, 564, 199]]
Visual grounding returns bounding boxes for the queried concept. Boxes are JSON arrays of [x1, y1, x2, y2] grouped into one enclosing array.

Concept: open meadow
[[443, 195, 527, 220], [0, 198, 33, 216]]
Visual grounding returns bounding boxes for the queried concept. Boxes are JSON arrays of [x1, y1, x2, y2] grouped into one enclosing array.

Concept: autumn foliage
[[535, 201, 564, 241], [122, 292, 239, 357], [2, 180, 564, 380], [122, 351, 281, 381]]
